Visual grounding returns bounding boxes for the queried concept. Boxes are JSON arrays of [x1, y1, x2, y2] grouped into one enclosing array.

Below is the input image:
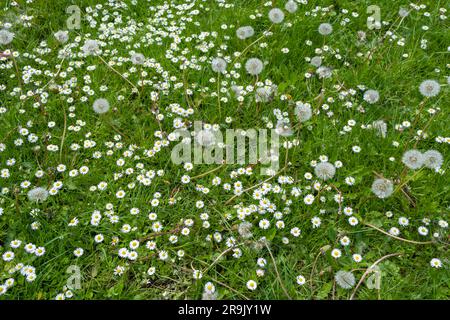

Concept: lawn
[[0, 0, 448, 300]]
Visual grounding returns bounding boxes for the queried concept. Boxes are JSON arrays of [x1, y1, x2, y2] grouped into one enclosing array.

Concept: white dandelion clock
[[372, 120, 387, 138], [54, 30, 69, 44], [285, 1, 298, 13], [275, 120, 293, 137], [371, 178, 394, 199], [82, 39, 100, 56], [268, 8, 285, 24], [363, 89, 380, 104], [236, 26, 254, 40], [335, 270, 356, 289], [310, 56, 322, 67], [0, 29, 14, 45], [402, 150, 424, 169], [195, 129, 216, 147], [314, 162, 336, 181], [92, 98, 110, 114], [422, 150, 443, 170], [245, 58, 264, 76], [295, 103, 312, 122], [419, 80, 440, 97], [131, 53, 145, 65], [318, 23, 333, 35], [316, 66, 332, 79], [28, 187, 49, 202], [211, 57, 227, 73]]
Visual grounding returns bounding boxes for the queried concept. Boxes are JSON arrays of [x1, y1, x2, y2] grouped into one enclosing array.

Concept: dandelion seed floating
[[371, 178, 394, 199], [0, 29, 14, 45], [92, 98, 110, 114], [27, 187, 49, 202], [335, 270, 356, 289], [314, 162, 336, 181], [245, 58, 264, 76], [402, 149, 424, 169], [419, 79, 440, 97]]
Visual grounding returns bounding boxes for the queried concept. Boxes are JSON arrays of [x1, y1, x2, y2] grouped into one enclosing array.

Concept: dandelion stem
[[350, 252, 402, 300]]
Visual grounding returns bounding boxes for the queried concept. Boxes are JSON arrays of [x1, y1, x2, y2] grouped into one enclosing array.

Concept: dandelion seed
[[335, 270, 355, 289], [419, 80, 440, 97], [27, 187, 49, 202], [245, 58, 264, 76], [92, 98, 110, 114], [268, 8, 285, 24], [314, 162, 336, 181], [402, 149, 424, 169], [371, 178, 394, 199]]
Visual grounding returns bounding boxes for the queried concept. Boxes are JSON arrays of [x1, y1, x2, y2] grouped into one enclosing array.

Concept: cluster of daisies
[[0, 0, 448, 300]]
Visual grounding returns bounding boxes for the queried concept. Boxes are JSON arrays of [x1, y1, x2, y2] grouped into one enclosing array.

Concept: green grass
[[0, 0, 449, 300]]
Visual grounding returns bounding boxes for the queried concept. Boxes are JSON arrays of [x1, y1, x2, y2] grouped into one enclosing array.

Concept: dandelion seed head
[[268, 8, 285, 24], [363, 89, 380, 104], [27, 187, 49, 202], [402, 149, 424, 169], [318, 23, 333, 35], [211, 57, 227, 73], [0, 29, 14, 45], [131, 53, 145, 65], [314, 162, 336, 181], [335, 270, 356, 289], [82, 39, 100, 56], [419, 80, 440, 97], [54, 30, 69, 44], [236, 26, 254, 40], [295, 103, 312, 122], [422, 150, 443, 170], [371, 178, 394, 199], [245, 58, 264, 76], [92, 98, 110, 114], [285, 1, 298, 13]]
